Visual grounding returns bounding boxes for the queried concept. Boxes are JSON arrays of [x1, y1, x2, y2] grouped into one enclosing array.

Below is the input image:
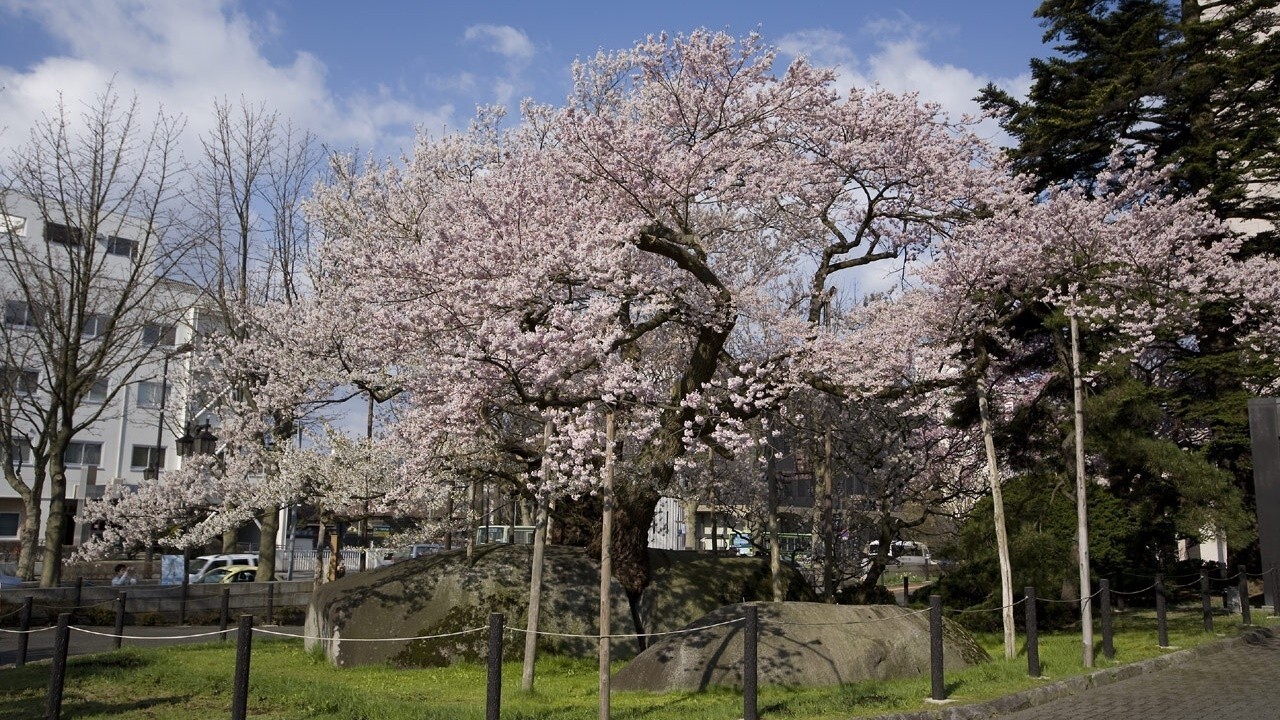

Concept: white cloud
[[460, 24, 537, 110], [0, 0, 452, 160], [776, 25, 1030, 146], [463, 24, 536, 62], [775, 29, 859, 74]]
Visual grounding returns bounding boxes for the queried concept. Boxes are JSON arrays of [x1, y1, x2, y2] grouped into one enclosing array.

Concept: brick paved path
[[992, 632, 1280, 719]]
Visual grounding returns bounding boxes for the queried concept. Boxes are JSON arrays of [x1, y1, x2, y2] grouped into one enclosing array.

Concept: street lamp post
[[176, 422, 217, 458], [143, 354, 171, 482], [143, 343, 195, 481]]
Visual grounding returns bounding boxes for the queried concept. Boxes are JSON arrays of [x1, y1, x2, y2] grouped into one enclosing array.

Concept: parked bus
[[865, 540, 931, 566], [728, 532, 814, 561], [475, 525, 536, 545]]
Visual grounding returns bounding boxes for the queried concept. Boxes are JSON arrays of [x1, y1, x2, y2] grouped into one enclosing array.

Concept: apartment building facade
[[1, 192, 210, 553]]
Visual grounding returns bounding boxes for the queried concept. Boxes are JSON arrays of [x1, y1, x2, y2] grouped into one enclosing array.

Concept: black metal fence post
[[1270, 565, 1278, 617], [1025, 587, 1040, 677], [45, 613, 71, 720], [220, 588, 231, 641], [71, 577, 83, 624], [230, 615, 254, 720], [17, 596, 32, 667], [903, 576, 910, 605], [486, 612, 504, 720], [1240, 565, 1252, 625], [929, 594, 945, 701], [179, 574, 189, 625], [1100, 579, 1114, 661], [1200, 567, 1213, 632], [1156, 574, 1169, 647], [114, 592, 127, 650], [744, 605, 758, 720]]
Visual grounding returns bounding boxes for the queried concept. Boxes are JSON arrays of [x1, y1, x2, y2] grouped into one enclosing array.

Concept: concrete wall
[[0, 580, 313, 625]]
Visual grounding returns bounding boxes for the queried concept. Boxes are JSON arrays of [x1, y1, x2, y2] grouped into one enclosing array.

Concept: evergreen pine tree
[[977, 0, 1278, 565]]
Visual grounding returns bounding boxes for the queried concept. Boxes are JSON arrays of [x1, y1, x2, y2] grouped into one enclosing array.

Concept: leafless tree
[[181, 98, 320, 580], [0, 86, 187, 584]]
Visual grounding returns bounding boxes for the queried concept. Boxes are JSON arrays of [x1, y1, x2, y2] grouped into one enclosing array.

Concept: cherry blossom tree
[[178, 99, 322, 579], [76, 296, 350, 564], [924, 154, 1234, 667], [305, 32, 1003, 624]]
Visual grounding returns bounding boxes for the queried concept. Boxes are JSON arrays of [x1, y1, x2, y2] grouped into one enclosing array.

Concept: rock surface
[[305, 545, 814, 668], [612, 601, 990, 691]]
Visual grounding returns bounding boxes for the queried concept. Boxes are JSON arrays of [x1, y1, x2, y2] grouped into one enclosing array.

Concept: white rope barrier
[[252, 625, 487, 643], [504, 615, 744, 640], [947, 598, 1028, 614], [70, 626, 230, 641], [0, 625, 56, 635], [766, 607, 932, 626]]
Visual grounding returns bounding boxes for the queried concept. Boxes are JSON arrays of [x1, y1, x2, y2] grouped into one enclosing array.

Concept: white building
[[1, 192, 209, 552]]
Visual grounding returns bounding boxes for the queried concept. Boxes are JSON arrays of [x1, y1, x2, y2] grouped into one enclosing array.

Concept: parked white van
[[188, 553, 259, 583], [865, 540, 931, 566]]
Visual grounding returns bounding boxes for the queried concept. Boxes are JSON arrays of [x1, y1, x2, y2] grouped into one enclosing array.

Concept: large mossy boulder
[[613, 602, 990, 691], [305, 545, 814, 668]]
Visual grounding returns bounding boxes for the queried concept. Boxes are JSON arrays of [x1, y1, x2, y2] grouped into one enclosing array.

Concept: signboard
[[160, 554, 184, 586]]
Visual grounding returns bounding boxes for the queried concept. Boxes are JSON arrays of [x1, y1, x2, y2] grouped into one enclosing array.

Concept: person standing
[[111, 564, 137, 586]]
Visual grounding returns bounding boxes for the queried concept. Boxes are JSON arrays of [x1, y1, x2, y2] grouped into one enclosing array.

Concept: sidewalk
[[874, 627, 1280, 720]]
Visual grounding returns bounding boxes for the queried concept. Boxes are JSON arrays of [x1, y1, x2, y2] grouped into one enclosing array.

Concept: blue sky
[[0, 0, 1050, 159]]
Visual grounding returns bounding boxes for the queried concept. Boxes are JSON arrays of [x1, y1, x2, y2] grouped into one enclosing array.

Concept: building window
[[4, 300, 41, 329], [85, 376, 109, 403], [1, 214, 26, 237], [130, 445, 166, 470], [102, 235, 136, 258], [64, 441, 103, 467], [142, 323, 176, 347], [44, 221, 85, 246], [2, 367, 39, 396], [195, 311, 225, 337], [81, 313, 111, 338], [8, 437, 31, 466], [136, 381, 167, 408], [0, 512, 19, 538]]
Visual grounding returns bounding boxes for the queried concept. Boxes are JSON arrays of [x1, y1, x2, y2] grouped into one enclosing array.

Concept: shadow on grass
[[0, 649, 194, 720], [0, 695, 195, 720]]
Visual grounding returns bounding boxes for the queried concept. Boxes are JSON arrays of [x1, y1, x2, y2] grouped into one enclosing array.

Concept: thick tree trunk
[[314, 520, 328, 585], [766, 445, 783, 602], [820, 427, 835, 602], [444, 494, 455, 551], [39, 457, 69, 587], [466, 480, 478, 565], [610, 481, 662, 608], [682, 497, 699, 551], [258, 506, 279, 581], [11, 482, 41, 580], [326, 522, 343, 581]]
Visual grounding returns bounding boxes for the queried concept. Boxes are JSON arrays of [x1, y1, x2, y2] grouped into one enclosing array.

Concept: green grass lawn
[[2, 608, 1273, 720]]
